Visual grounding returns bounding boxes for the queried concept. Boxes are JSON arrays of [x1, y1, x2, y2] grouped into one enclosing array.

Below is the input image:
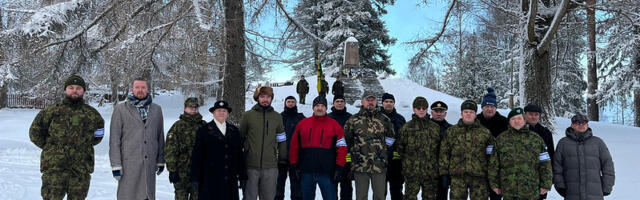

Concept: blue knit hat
[[481, 87, 497, 108]]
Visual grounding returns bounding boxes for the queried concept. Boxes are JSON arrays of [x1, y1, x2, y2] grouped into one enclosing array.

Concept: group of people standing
[[29, 74, 615, 200]]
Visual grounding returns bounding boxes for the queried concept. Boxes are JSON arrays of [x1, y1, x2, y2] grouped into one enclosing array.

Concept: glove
[[157, 166, 164, 175], [169, 171, 180, 183], [112, 170, 122, 181], [440, 175, 450, 188], [290, 164, 301, 181], [240, 179, 247, 189], [556, 187, 567, 197], [604, 191, 610, 196], [192, 182, 199, 193], [333, 165, 344, 182]]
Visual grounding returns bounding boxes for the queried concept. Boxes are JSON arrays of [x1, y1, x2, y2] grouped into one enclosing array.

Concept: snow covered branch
[[36, 0, 120, 52], [537, 0, 569, 53], [275, 0, 331, 47], [191, 0, 213, 30], [7, 0, 84, 37], [524, 0, 537, 45]]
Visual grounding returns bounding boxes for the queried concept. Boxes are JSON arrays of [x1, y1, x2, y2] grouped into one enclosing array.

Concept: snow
[[16, 0, 82, 37], [0, 76, 637, 199]]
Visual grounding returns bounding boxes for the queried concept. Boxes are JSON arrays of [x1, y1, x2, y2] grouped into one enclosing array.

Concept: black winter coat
[[328, 107, 352, 128], [380, 108, 406, 159], [477, 112, 508, 138], [529, 123, 555, 164], [553, 128, 615, 200], [191, 121, 247, 200], [332, 80, 344, 96], [281, 106, 305, 154], [431, 118, 452, 138]]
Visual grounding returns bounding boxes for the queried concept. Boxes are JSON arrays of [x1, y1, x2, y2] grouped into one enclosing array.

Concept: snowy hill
[[0, 77, 637, 199]]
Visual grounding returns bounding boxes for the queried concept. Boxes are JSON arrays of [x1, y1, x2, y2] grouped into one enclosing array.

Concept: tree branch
[[406, 0, 456, 66], [525, 0, 538, 44], [35, 0, 121, 52], [537, 0, 569, 53], [275, 0, 331, 47]]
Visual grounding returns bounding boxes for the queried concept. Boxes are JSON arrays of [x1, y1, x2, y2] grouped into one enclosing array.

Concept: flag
[[317, 56, 323, 93]]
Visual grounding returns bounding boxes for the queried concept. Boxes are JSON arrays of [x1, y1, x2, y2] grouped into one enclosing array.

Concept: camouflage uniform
[[29, 97, 105, 200], [165, 112, 206, 200], [397, 114, 442, 200], [439, 119, 495, 200], [344, 106, 396, 200], [489, 127, 552, 200]]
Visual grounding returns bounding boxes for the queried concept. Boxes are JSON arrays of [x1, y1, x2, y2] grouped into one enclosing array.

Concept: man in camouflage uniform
[[296, 75, 309, 104], [30, 75, 105, 200], [319, 75, 329, 97], [489, 107, 552, 200], [165, 97, 207, 200], [397, 97, 441, 200], [439, 100, 495, 200], [344, 91, 396, 200]]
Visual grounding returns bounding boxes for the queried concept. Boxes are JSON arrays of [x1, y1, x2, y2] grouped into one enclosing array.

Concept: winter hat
[[313, 96, 328, 107], [361, 90, 376, 99], [333, 94, 345, 103], [524, 104, 542, 113], [431, 101, 448, 111], [209, 100, 232, 113], [64, 74, 86, 90], [481, 87, 497, 108], [461, 100, 478, 112], [381, 93, 395, 102], [413, 97, 429, 109], [571, 114, 589, 124], [253, 86, 274, 101], [507, 107, 524, 120], [184, 97, 200, 108], [285, 96, 296, 101]]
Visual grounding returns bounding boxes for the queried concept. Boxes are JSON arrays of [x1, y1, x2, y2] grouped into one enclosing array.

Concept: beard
[[66, 93, 83, 103]]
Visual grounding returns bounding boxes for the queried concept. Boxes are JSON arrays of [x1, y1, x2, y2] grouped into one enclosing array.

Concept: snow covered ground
[[0, 76, 637, 199]]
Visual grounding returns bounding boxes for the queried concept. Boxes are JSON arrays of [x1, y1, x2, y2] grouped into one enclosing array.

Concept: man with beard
[[289, 96, 347, 200], [328, 95, 353, 200], [30, 75, 105, 200], [165, 97, 207, 200], [344, 91, 396, 200], [240, 86, 287, 200], [276, 96, 305, 200], [110, 77, 166, 200]]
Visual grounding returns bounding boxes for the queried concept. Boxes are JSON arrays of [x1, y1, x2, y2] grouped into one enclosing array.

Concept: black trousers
[[386, 159, 403, 200], [275, 163, 302, 200], [335, 162, 353, 200]]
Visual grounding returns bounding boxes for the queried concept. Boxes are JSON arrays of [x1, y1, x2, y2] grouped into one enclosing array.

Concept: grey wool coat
[[109, 101, 165, 200], [553, 128, 615, 200]]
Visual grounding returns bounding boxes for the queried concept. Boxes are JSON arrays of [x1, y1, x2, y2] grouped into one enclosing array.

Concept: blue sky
[[266, 1, 449, 82]]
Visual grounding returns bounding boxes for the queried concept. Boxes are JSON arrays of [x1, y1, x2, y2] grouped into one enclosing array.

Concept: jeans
[[301, 172, 336, 200]]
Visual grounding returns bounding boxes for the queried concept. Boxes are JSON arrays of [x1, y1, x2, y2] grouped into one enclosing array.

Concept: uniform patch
[[336, 138, 347, 147], [94, 128, 105, 137], [276, 132, 286, 142], [385, 137, 396, 146], [486, 145, 494, 154], [539, 152, 550, 162]]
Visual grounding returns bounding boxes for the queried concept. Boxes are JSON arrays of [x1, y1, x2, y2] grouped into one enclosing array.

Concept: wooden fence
[[7, 94, 57, 109]]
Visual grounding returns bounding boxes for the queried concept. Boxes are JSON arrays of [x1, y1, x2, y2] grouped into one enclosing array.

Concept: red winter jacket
[[290, 115, 347, 173]]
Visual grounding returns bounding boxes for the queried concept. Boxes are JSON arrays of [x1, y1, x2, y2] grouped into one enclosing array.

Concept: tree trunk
[[223, 0, 246, 124], [634, 26, 640, 127], [522, 46, 555, 130], [0, 84, 7, 109], [586, 0, 599, 121]]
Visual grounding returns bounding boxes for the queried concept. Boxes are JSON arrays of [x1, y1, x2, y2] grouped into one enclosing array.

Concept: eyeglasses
[[572, 121, 588, 125], [415, 107, 428, 110]]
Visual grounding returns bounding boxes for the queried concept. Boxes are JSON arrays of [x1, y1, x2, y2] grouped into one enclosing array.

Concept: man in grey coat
[[554, 114, 615, 200], [110, 77, 166, 200]]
